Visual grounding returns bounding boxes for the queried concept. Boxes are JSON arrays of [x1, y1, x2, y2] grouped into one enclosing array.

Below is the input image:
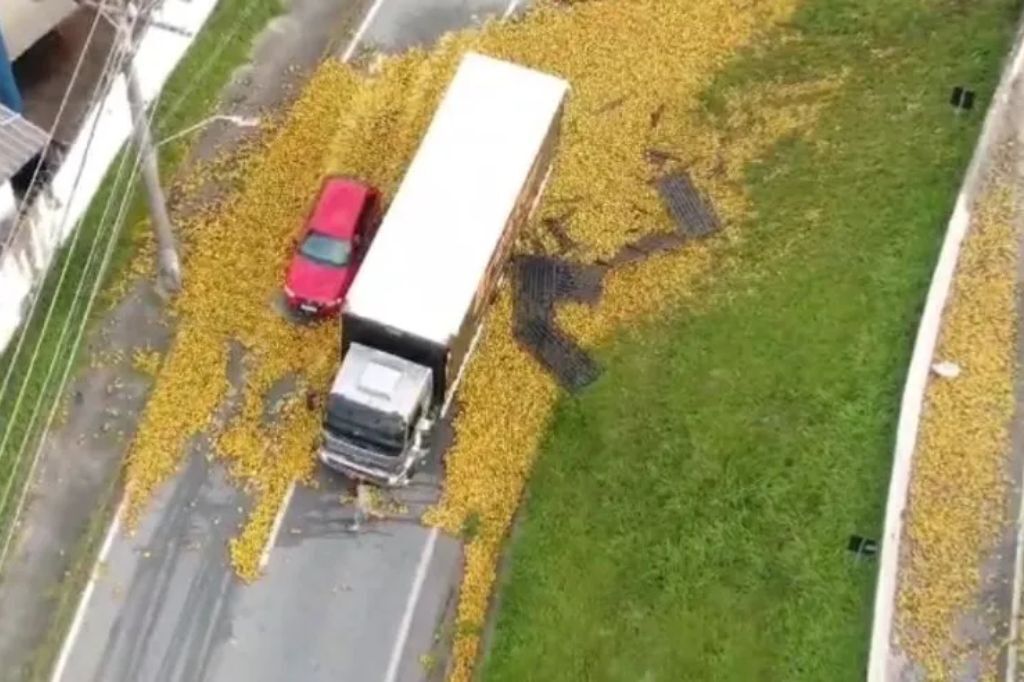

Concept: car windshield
[[300, 232, 351, 267]]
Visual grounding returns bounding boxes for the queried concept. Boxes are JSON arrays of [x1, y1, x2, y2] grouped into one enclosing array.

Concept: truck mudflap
[[318, 447, 417, 487]]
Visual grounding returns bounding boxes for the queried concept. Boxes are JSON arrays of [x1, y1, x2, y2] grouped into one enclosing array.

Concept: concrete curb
[[867, 15, 1024, 682]]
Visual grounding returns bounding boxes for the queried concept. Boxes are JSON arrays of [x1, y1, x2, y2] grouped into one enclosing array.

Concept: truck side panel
[[441, 100, 565, 403], [342, 53, 570, 348], [468, 99, 564, 326]]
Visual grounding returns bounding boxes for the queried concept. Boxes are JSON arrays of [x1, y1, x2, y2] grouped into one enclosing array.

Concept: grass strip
[[480, 1, 1018, 680]]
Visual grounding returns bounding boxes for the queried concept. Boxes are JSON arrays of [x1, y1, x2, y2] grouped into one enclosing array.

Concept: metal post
[[119, 2, 181, 294]]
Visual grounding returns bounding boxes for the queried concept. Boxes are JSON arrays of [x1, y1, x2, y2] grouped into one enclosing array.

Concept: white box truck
[[318, 52, 569, 485]]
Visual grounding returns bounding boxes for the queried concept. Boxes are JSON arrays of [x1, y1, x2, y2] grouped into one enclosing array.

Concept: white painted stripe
[[867, 17, 1024, 682], [340, 0, 388, 63], [255, 0, 389, 575], [502, 0, 522, 20], [49, 497, 126, 682], [44, 112, 150, 682], [259, 480, 296, 571], [384, 526, 439, 682]]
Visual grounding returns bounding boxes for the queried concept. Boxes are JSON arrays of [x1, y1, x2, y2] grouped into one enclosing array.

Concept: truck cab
[[319, 343, 434, 485]]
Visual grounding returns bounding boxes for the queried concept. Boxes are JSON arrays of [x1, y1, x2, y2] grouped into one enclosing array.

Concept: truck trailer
[[318, 52, 569, 485]]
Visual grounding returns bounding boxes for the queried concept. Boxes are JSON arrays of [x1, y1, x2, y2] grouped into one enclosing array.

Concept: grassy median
[[480, 1, 1018, 680]]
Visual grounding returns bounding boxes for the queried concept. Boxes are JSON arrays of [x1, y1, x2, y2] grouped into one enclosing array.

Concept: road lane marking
[[259, 480, 296, 571], [382, 6, 525, 680], [384, 526, 439, 682], [56, 0, 526, 677], [49, 497, 126, 682], [49, 1, 394, 676], [503, 0, 522, 19], [257, 0, 390, 575], [341, 0, 388, 63]]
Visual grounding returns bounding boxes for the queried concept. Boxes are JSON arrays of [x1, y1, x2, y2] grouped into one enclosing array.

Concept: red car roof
[[307, 177, 372, 238]]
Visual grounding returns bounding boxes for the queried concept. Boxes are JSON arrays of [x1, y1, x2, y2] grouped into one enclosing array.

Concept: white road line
[[341, 0, 388, 63], [54, 0, 512, 678], [378, 5, 527, 678], [49, 497, 126, 682], [259, 480, 296, 571], [384, 526, 439, 682], [503, 0, 522, 20], [50, 0, 393, 676], [256, 0, 389, 576]]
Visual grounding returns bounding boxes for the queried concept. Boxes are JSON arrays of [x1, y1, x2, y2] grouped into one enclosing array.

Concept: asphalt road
[[52, 1, 522, 681], [363, 0, 518, 52]]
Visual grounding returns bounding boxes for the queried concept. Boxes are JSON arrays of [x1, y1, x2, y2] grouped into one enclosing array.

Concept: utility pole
[[114, 0, 182, 294], [123, 58, 181, 294]]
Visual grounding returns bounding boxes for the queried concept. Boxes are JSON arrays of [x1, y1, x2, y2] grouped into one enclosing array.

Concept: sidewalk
[[874, 24, 1024, 680]]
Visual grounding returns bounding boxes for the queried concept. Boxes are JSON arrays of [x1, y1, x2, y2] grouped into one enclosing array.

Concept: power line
[[0, 0, 268, 560], [0, 63, 143, 506], [1, 0, 257, 266], [0, 5, 106, 254], [155, 0, 265, 136], [0, 27, 132, 456], [0, 16, 162, 568], [0, 0, 255, 497], [119, 0, 180, 293], [0, 124, 139, 565], [0, 0, 171, 432], [0, 29, 132, 450], [0, 134, 147, 571]]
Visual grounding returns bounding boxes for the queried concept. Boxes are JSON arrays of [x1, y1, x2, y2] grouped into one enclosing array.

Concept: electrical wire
[[0, 4, 105, 254], [0, 28, 131, 454], [0, 0, 263, 562], [0, 11, 162, 568]]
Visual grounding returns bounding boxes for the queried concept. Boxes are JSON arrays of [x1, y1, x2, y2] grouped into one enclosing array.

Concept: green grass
[[482, 1, 1020, 680], [0, 0, 280, 552]]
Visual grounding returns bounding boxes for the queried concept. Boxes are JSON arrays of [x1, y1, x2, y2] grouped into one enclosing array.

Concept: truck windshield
[[324, 395, 405, 456], [300, 232, 351, 267]]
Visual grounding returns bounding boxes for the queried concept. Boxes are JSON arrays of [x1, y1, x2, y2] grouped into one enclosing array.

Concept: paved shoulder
[[225, 473, 461, 682], [58, 454, 246, 682], [357, 0, 515, 54]]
